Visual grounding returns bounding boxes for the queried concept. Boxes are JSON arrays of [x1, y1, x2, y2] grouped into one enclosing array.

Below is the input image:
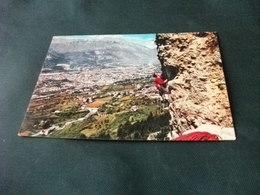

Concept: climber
[[153, 73, 168, 97]]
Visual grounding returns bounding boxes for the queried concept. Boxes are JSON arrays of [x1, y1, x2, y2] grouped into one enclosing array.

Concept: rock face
[[155, 32, 234, 134]]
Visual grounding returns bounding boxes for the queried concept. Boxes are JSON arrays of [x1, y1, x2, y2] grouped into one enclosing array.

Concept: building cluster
[[33, 64, 159, 98]]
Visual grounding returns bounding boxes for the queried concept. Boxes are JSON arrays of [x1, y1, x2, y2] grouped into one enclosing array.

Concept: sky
[[53, 34, 157, 48]]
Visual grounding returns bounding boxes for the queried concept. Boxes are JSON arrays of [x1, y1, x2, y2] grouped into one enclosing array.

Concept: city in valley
[[20, 64, 171, 140]]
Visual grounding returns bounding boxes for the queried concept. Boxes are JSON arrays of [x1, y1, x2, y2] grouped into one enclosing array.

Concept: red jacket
[[154, 75, 166, 89]]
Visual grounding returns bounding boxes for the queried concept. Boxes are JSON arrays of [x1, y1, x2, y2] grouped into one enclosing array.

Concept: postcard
[[19, 32, 236, 141]]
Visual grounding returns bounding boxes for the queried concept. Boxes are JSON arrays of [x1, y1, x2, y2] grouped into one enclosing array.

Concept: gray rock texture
[[156, 32, 234, 135]]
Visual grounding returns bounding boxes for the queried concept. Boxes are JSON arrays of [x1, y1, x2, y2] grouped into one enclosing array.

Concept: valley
[[21, 73, 170, 140]]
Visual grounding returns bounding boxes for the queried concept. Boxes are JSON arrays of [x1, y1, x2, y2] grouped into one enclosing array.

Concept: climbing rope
[[173, 131, 220, 141]]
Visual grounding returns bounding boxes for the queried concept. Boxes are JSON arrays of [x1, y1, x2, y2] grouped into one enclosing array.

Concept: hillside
[[43, 37, 159, 70]]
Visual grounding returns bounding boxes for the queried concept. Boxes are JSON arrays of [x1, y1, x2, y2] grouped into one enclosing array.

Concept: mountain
[[43, 37, 159, 70]]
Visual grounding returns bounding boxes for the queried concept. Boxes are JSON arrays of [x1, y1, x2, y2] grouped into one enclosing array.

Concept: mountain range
[[43, 37, 159, 70]]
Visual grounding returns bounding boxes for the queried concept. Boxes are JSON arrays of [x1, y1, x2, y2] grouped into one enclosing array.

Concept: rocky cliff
[[155, 32, 234, 135]]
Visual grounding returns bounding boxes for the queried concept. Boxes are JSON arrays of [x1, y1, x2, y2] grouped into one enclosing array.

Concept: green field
[[21, 77, 170, 140]]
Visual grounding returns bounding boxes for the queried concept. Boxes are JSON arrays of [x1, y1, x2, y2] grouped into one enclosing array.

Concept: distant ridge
[[43, 37, 159, 70]]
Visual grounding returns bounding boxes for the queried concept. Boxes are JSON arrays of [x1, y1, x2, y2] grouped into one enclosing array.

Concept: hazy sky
[[53, 34, 157, 48]]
